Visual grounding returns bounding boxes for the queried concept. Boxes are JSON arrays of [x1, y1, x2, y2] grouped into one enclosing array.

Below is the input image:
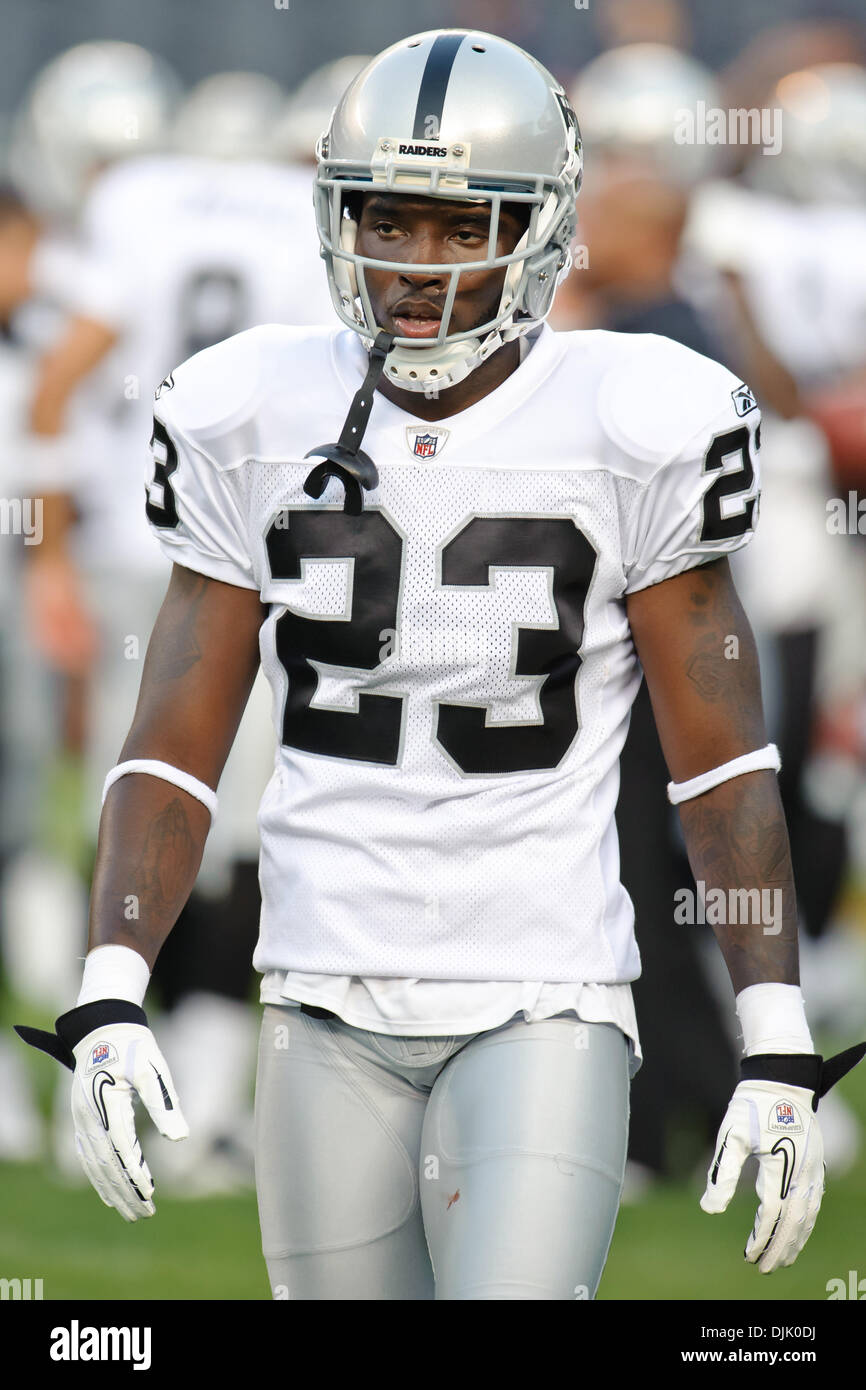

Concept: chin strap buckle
[[304, 331, 394, 515]]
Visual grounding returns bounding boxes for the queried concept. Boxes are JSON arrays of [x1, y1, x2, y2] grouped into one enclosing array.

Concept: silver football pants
[[255, 1003, 630, 1300]]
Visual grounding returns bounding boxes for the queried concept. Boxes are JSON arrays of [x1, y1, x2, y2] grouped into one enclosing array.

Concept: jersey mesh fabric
[[148, 323, 760, 986], [249, 458, 641, 980]]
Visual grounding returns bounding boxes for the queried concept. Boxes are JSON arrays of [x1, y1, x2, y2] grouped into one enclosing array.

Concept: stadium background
[[0, 0, 864, 1301]]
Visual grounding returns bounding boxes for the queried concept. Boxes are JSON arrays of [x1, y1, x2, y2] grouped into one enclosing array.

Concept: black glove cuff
[[15, 999, 148, 1071], [741, 1042, 866, 1113]]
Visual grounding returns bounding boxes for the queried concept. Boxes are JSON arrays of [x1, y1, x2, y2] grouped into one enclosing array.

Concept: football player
[[18, 29, 865, 1300], [551, 45, 741, 1196], [8, 46, 334, 1191], [64, 74, 338, 1194], [684, 60, 866, 1045]]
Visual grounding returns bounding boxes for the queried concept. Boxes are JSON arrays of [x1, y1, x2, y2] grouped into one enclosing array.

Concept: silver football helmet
[[314, 29, 582, 392], [746, 62, 866, 203], [570, 43, 720, 187], [8, 41, 181, 220], [173, 72, 286, 161]]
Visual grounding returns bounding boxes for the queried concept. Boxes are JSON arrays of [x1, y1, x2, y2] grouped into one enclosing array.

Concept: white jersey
[[147, 322, 761, 996], [741, 200, 866, 388], [685, 183, 866, 388], [56, 154, 336, 573]]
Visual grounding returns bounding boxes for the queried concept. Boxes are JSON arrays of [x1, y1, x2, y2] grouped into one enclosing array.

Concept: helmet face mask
[[313, 30, 582, 392]]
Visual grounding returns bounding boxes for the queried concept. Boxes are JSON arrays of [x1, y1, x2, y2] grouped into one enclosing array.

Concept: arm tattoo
[[682, 563, 765, 744], [685, 633, 728, 700], [630, 562, 796, 990], [128, 798, 197, 925], [678, 770, 799, 992]]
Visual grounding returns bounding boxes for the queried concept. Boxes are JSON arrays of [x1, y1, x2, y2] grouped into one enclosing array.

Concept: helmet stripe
[[411, 32, 465, 139]]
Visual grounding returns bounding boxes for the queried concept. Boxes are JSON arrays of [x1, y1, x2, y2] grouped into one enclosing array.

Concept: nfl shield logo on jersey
[[414, 434, 438, 458], [776, 1102, 795, 1125], [406, 425, 449, 459]]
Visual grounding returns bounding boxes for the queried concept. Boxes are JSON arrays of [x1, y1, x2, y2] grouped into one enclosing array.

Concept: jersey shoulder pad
[[597, 333, 746, 479], [154, 324, 335, 469]]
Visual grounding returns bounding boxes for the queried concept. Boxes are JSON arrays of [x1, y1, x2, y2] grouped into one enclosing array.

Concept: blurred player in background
[[551, 42, 744, 1192], [555, 35, 866, 1187], [3, 43, 353, 1189], [0, 45, 181, 1164], [685, 42, 866, 1146], [0, 187, 55, 1161]]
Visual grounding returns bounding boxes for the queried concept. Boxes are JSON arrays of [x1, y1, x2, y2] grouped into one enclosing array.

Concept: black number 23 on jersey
[[265, 508, 599, 776]]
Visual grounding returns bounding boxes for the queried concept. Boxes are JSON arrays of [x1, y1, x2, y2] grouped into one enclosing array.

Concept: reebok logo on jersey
[[731, 384, 757, 417], [155, 372, 175, 399], [406, 425, 449, 459]]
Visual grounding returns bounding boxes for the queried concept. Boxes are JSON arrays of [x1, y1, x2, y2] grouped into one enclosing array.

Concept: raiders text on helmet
[[314, 30, 582, 392]]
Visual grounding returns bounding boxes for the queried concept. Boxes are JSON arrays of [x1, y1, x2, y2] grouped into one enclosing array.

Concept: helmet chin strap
[[303, 330, 395, 515]]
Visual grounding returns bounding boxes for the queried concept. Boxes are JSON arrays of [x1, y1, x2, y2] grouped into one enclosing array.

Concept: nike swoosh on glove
[[15, 999, 188, 1222], [701, 1043, 866, 1272]]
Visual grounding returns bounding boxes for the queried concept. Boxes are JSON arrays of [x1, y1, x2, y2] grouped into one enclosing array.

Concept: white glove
[[701, 1045, 865, 1273], [16, 1000, 188, 1222], [70, 1021, 188, 1221], [701, 1078, 823, 1272]]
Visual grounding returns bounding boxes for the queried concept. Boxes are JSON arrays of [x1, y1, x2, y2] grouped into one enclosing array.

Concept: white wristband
[[735, 982, 814, 1057], [667, 744, 781, 805], [102, 759, 217, 821], [76, 944, 151, 1008]]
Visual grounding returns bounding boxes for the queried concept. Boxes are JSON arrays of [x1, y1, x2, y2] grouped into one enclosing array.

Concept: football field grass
[[1, 1045, 862, 1302]]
